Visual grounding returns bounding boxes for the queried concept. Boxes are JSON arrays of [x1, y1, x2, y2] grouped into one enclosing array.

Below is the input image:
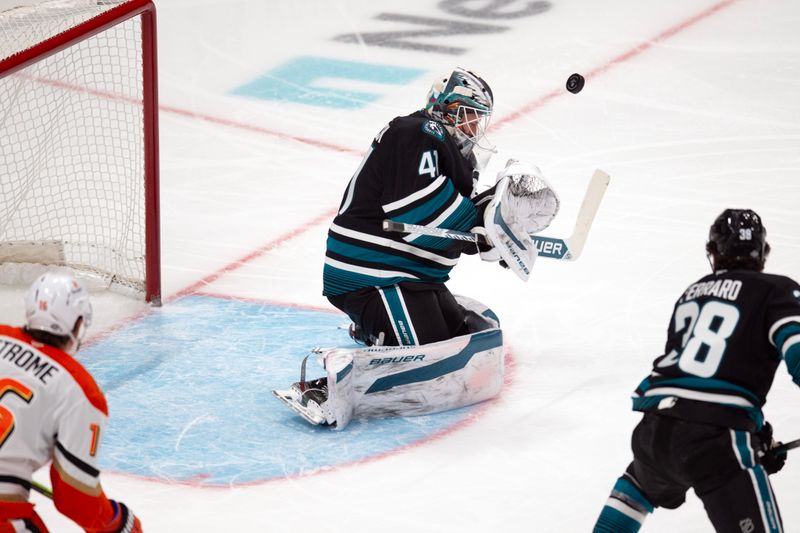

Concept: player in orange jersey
[[0, 272, 142, 533]]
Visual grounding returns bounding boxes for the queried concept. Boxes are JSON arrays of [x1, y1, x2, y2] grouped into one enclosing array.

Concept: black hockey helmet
[[706, 208, 770, 271]]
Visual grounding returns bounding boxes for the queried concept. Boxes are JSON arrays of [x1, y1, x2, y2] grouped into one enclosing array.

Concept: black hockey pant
[[595, 413, 784, 532], [327, 282, 469, 346]]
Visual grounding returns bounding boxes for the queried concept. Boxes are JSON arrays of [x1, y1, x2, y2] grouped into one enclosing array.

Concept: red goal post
[[0, 0, 161, 304]]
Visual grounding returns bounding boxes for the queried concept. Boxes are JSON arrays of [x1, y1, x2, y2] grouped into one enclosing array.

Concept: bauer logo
[[533, 237, 566, 259], [370, 354, 426, 365]]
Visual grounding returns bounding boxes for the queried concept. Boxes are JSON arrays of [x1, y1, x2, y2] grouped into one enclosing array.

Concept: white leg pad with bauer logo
[[320, 296, 504, 430]]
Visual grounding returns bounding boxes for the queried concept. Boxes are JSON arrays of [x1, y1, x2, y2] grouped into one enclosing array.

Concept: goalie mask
[[706, 208, 770, 271], [425, 68, 494, 156], [25, 271, 93, 350]]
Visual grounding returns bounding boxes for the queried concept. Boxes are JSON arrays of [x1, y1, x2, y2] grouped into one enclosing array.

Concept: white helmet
[[424, 67, 494, 154], [25, 272, 93, 348]]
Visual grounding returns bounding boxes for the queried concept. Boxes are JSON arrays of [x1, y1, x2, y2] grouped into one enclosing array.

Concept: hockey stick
[[383, 169, 610, 261], [31, 480, 53, 499], [775, 437, 800, 454]]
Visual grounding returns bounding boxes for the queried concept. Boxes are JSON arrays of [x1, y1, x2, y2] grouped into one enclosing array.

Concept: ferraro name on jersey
[[323, 111, 478, 297], [632, 270, 800, 430]]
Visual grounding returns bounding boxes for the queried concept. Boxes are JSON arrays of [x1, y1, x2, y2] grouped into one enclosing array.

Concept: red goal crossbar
[[0, 0, 161, 304]]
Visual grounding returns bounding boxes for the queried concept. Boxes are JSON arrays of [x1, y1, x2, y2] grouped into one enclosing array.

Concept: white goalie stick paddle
[[383, 169, 610, 261]]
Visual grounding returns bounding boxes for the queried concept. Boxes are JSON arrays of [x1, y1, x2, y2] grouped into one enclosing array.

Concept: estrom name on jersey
[[0, 336, 60, 384], [680, 279, 743, 303]]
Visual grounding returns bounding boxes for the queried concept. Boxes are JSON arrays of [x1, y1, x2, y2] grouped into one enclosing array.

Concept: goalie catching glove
[[479, 160, 560, 280]]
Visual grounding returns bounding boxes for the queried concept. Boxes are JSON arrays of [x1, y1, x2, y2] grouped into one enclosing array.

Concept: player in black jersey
[[593, 209, 800, 533], [275, 69, 560, 426], [323, 67, 559, 347]]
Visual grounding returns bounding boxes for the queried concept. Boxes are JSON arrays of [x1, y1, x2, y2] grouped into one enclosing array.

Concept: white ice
[[2, 0, 799, 531]]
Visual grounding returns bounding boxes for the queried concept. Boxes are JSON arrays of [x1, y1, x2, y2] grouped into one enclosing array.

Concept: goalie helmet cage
[[0, 0, 161, 304]]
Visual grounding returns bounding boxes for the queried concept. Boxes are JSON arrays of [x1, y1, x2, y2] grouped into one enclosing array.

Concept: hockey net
[[0, 0, 160, 303]]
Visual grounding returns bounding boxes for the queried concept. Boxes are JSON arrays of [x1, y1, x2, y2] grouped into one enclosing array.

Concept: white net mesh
[[0, 0, 147, 295]]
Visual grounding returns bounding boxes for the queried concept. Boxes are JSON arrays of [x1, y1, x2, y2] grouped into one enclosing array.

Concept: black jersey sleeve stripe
[[0, 475, 32, 489], [55, 439, 100, 478]]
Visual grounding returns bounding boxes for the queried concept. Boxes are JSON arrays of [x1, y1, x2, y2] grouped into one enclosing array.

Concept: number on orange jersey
[[0, 378, 34, 448]]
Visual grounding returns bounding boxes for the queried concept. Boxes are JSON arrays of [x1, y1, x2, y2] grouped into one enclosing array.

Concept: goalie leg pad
[[319, 327, 503, 429], [276, 297, 503, 430]]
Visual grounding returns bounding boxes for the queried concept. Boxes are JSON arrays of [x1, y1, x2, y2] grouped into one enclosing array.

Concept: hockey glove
[[495, 159, 560, 234], [756, 422, 787, 475], [97, 500, 142, 533], [470, 226, 500, 261]]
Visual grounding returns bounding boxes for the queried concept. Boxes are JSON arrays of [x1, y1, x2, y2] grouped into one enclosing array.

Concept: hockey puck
[[566, 73, 585, 94]]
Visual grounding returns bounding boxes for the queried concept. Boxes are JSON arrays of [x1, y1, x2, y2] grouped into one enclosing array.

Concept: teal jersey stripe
[[323, 263, 448, 296], [405, 197, 477, 250], [442, 196, 478, 231], [380, 285, 416, 346], [326, 236, 453, 279], [775, 324, 800, 384], [323, 264, 415, 296], [785, 347, 800, 385], [593, 507, 643, 533], [774, 323, 800, 350], [631, 394, 764, 429], [752, 466, 782, 532], [631, 396, 664, 411], [391, 180, 455, 224], [613, 478, 654, 513], [636, 376, 760, 404], [733, 430, 755, 468]]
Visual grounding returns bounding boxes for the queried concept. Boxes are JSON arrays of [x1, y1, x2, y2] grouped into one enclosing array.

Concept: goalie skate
[[272, 384, 332, 426], [272, 355, 335, 426]]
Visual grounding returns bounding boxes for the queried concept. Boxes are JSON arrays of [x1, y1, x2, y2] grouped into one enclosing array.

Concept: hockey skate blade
[[272, 389, 326, 426]]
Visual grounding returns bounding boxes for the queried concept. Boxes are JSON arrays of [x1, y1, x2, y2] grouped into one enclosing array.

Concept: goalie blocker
[[273, 296, 504, 429]]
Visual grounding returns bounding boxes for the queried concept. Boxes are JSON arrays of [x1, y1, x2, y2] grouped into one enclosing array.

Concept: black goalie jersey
[[323, 111, 478, 297], [633, 269, 800, 430]]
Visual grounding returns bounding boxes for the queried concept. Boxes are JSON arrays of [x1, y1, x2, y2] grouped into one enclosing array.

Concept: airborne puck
[[566, 73, 585, 94]]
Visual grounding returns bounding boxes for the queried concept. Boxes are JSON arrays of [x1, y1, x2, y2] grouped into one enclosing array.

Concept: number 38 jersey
[[633, 270, 800, 430], [0, 325, 118, 529]]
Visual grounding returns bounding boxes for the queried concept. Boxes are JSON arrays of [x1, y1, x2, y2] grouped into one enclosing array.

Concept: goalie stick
[[383, 169, 610, 261]]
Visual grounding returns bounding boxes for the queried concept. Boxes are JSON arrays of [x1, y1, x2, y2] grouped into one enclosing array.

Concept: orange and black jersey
[[633, 270, 800, 430], [0, 326, 120, 531], [323, 111, 479, 297]]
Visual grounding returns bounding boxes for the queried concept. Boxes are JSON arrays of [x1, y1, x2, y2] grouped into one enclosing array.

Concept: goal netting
[[0, 0, 160, 303]]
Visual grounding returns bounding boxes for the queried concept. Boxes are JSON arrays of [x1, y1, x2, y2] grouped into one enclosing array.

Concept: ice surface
[[1, 0, 799, 531]]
